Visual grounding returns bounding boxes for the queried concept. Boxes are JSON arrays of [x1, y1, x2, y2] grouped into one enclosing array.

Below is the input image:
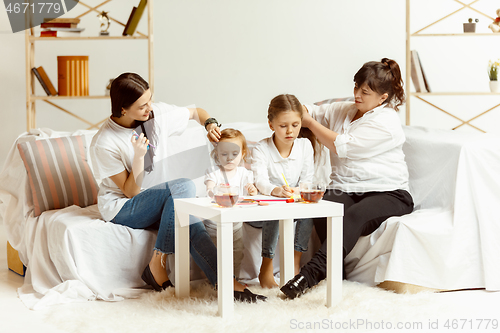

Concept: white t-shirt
[[305, 101, 410, 193], [90, 102, 190, 221], [203, 166, 253, 231], [204, 166, 254, 196], [251, 136, 314, 195]]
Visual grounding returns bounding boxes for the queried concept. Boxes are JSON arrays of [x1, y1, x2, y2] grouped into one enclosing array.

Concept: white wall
[[1, 0, 499, 168]]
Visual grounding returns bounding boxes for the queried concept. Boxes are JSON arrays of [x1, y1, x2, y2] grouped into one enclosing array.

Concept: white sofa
[[1, 122, 499, 310]]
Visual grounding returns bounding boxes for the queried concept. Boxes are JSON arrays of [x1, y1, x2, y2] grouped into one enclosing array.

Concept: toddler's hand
[[131, 132, 148, 157], [245, 183, 258, 196], [271, 185, 293, 198]]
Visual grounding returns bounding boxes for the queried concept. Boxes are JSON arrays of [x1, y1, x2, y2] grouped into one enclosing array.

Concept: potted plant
[[464, 18, 478, 33], [488, 60, 500, 92]]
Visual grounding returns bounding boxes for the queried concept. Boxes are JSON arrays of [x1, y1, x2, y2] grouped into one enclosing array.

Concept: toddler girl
[[249, 94, 320, 288], [204, 128, 257, 278]]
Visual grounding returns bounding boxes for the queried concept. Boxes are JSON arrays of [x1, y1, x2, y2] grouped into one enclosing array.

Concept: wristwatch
[[204, 117, 221, 130]]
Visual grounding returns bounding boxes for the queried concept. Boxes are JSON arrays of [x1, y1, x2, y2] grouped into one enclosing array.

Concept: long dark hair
[[110, 73, 158, 172], [353, 58, 405, 111], [268, 94, 321, 161]]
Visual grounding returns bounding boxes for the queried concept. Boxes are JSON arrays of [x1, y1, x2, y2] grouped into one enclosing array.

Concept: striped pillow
[[17, 135, 98, 217]]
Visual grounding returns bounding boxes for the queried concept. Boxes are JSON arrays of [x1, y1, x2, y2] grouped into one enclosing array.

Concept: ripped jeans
[[111, 179, 218, 286]]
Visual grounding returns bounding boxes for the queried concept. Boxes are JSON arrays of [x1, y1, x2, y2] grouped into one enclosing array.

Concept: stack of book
[[40, 18, 85, 37]]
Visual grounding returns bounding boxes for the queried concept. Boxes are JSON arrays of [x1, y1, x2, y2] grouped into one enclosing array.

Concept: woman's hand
[[301, 105, 313, 128], [271, 185, 294, 198], [206, 123, 221, 143], [245, 183, 258, 196], [131, 132, 149, 157]]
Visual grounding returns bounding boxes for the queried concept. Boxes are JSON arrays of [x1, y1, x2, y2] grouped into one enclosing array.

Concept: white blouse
[[251, 136, 314, 195], [305, 101, 410, 193]]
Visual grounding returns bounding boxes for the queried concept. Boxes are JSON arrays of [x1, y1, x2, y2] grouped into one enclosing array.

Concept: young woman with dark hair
[[90, 73, 266, 302], [280, 58, 414, 299]]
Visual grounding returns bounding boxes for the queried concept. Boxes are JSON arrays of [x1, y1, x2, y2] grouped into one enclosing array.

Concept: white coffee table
[[174, 197, 343, 318]]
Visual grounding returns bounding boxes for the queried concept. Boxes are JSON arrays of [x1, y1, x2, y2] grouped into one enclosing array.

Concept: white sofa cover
[[1, 123, 499, 310]]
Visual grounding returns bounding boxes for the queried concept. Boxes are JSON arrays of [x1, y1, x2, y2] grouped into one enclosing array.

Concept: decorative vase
[[463, 22, 476, 33], [490, 80, 500, 93]]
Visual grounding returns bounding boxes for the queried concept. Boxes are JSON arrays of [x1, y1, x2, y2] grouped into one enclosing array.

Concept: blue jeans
[[111, 178, 218, 286], [247, 219, 314, 259]]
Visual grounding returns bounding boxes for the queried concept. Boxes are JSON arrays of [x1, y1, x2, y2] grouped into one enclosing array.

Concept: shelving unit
[[405, 0, 500, 132], [25, 0, 154, 131]]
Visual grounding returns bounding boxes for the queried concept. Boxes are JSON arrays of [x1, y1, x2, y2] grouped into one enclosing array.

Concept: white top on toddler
[[204, 166, 254, 196]]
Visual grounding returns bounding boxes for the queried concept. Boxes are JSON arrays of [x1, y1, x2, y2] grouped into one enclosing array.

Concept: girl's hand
[[206, 123, 221, 143], [245, 183, 258, 196], [131, 132, 149, 157], [301, 105, 313, 128], [271, 185, 293, 198]]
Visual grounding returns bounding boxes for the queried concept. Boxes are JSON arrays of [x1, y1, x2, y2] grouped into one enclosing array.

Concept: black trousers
[[300, 189, 414, 288]]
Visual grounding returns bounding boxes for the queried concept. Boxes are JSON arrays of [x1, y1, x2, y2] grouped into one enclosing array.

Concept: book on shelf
[[40, 28, 85, 37], [43, 18, 81, 24], [41, 22, 78, 29], [123, 0, 147, 36], [123, 7, 137, 36], [41, 17, 83, 37], [410, 50, 429, 93], [42, 27, 85, 32], [32, 66, 57, 96], [416, 51, 431, 93], [40, 30, 57, 37]]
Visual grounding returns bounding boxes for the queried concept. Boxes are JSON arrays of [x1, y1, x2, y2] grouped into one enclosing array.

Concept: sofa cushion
[[17, 135, 98, 217]]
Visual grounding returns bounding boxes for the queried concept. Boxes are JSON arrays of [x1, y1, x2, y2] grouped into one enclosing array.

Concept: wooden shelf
[[26, 0, 154, 131], [412, 33, 500, 37], [30, 36, 149, 41], [411, 92, 500, 96], [31, 95, 110, 100], [405, 0, 499, 132]]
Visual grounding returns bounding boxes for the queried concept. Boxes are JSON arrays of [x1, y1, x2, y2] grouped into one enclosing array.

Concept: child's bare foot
[[259, 271, 279, 288], [259, 257, 279, 288]]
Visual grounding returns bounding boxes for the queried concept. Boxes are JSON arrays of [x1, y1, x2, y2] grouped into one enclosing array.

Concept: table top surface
[[174, 197, 343, 226]]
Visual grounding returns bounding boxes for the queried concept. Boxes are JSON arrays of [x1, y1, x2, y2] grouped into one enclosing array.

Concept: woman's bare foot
[[294, 250, 303, 275], [258, 257, 279, 288], [149, 251, 170, 285]]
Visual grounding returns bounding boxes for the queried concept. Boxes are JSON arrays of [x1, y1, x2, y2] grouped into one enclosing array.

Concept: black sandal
[[141, 265, 173, 291], [234, 288, 267, 303]]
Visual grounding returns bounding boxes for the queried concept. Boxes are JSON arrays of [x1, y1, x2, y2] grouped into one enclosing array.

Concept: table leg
[[175, 211, 190, 298], [326, 216, 343, 307], [217, 218, 234, 318], [279, 218, 294, 287]]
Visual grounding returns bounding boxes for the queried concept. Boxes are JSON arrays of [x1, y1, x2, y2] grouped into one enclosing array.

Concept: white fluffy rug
[[43, 280, 490, 333]]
